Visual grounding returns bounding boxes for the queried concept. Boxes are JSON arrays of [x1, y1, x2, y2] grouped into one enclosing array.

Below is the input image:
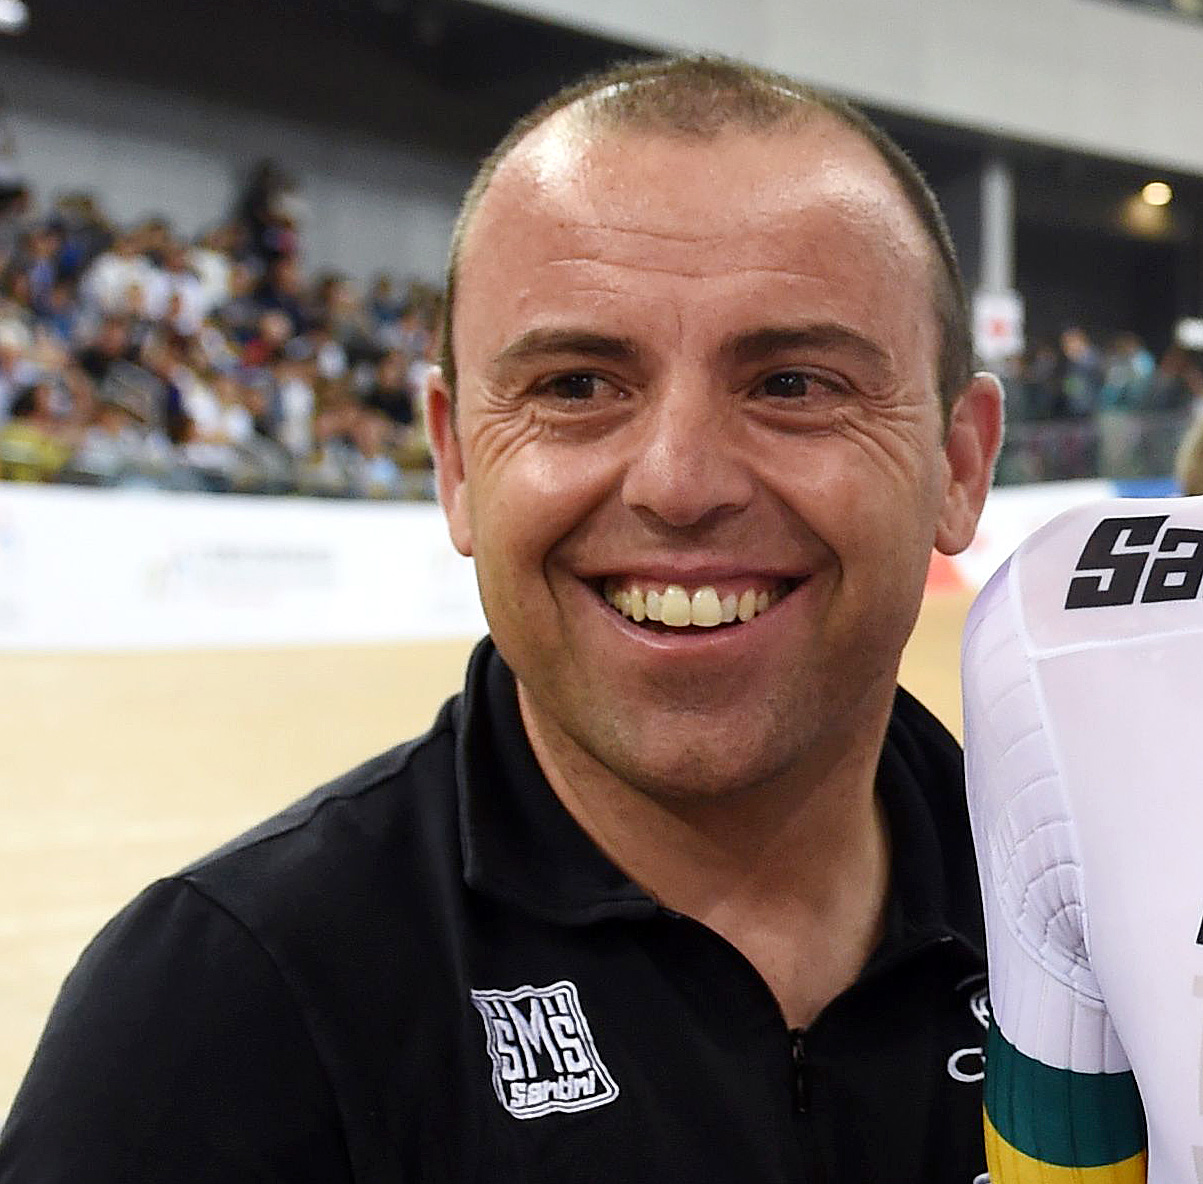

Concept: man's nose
[[620, 385, 755, 529]]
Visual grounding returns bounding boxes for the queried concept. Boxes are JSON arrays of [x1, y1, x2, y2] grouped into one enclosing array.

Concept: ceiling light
[[1141, 181, 1173, 207], [1175, 318, 1203, 351], [0, 0, 27, 34]]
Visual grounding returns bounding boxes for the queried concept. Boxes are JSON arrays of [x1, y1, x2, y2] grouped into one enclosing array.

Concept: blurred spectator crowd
[[997, 326, 1203, 486], [0, 160, 441, 498]]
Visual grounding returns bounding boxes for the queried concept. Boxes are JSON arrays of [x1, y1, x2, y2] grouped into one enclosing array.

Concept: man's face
[[431, 114, 998, 803]]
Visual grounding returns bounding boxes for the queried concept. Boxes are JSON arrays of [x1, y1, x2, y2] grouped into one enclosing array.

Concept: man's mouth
[[599, 577, 797, 629]]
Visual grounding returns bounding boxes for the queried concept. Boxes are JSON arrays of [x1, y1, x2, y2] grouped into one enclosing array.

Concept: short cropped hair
[[440, 55, 973, 420]]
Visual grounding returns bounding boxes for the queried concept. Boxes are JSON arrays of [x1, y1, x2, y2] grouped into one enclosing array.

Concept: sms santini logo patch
[[470, 980, 620, 1119]]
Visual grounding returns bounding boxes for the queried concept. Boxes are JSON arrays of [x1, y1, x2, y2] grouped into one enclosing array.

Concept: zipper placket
[[790, 1028, 809, 1114], [788, 1025, 825, 1182]]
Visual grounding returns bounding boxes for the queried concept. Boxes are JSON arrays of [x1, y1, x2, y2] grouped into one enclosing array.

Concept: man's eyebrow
[[721, 325, 892, 370], [490, 329, 639, 370]]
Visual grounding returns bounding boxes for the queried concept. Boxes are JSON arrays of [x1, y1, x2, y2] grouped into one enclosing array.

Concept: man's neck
[[518, 688, 895, 1028]]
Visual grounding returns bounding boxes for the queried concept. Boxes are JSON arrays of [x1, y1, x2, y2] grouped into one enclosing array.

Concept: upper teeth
[[604, 582, 779, 628]]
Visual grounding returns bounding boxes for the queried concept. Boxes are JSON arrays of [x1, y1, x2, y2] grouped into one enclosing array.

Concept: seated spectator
[[58, 361, 98, 427], [1059, 326, 1103, 417], [242, 309, 294, 368], [193, 319, 241, 376], [273, 357, 316, 459], [366, 272, 403, 326], [1097, 332, 1157, 477], [0, 182, 31, 274], [176, 367, 239, 448], [1099, 332, 1155, 409], [349, 408, 406, 498], [52, 191, 113, 280], [0, 316, 36, 421], [161, 243, 207, 338], [380, 300, 431, 359], [214, 259, 263, 345], [0, 380, 77, 481], [138, 331, 190, 428], [1, 260, 35, 311], [1017, 340, 1061, 420], [160, 406, 224, 490], [40, 277, 82, 344], [76, 315, 139, 386], [80, 230, 169, 321], [236, 367, 277, 440], [1145, 344, 1199, 412], [296, 377, 360, 496], [135, 215, 175, 269], [313, 270, 378, 366], [65, 387, 170, 486], [95, 354, 163, 430], [188, 223, 240, 314], [304, 317, 350, 382], [253, 255, 307, 330], [361, 348, 415, 428], [9, 219, 65, 316]]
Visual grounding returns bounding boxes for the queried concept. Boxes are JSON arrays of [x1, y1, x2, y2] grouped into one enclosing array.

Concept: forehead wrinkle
[[525, 276, 643, 298], [561, 221, 719, 245], [542, 256, 719, 281], [542, 257, 861, 283]]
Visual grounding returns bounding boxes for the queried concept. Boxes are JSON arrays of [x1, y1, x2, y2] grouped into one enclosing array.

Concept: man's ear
[[426, 366, 473, 557], [935, 372, 1004, 557]]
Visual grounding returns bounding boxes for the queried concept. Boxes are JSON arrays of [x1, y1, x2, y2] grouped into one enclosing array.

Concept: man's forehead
[[505, 103, 599, 192], [469, 108, 919, 243], [464, 111, 931, 275]]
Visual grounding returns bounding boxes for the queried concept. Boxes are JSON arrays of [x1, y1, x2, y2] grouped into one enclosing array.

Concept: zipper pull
[[790, 1028, 809, 1113]]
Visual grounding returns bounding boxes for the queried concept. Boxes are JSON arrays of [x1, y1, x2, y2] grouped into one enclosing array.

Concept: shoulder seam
[[190, 708, 458, 868], [169, 876, 356, 1169]]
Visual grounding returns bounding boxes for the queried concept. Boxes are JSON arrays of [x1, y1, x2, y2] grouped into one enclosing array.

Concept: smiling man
[[0, 57, 1001, 1184]]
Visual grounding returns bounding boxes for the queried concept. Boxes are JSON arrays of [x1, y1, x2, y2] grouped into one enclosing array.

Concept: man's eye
[[541, 374, 613, 401], [759, 371, 812, 399]]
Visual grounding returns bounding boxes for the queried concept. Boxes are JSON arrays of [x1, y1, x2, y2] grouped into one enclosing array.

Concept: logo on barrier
[[470, 980, 620, 1119]]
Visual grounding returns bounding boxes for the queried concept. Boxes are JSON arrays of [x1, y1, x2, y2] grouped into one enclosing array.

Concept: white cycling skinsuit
[[963, 495, 1203, 1183]]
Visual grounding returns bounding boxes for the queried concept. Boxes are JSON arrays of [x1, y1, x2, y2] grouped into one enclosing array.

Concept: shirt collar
[[456, 639, 656, 924], [869, 687, 985, 964], [456, 638, 983, 957]]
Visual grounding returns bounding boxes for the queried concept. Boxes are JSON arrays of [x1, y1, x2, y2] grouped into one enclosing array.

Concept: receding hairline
[[440, 55, 973, 417]]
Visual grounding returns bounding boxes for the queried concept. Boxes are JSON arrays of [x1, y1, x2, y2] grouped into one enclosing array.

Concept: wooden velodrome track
[[0, 590, 974, 1119]]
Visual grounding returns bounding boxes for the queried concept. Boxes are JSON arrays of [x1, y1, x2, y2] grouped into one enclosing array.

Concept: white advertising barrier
[[0, 484, 488, 652]]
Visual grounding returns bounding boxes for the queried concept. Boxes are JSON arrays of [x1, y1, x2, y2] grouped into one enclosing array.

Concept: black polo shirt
[[0, 640, 989, 1183]]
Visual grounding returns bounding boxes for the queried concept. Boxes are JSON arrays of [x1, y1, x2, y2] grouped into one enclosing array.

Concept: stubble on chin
[[517, 674, 833, 812]]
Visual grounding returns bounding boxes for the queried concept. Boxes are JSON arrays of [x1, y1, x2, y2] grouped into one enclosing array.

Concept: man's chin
[[591, 734, 801, 811], [517, 676, 821, 809]]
